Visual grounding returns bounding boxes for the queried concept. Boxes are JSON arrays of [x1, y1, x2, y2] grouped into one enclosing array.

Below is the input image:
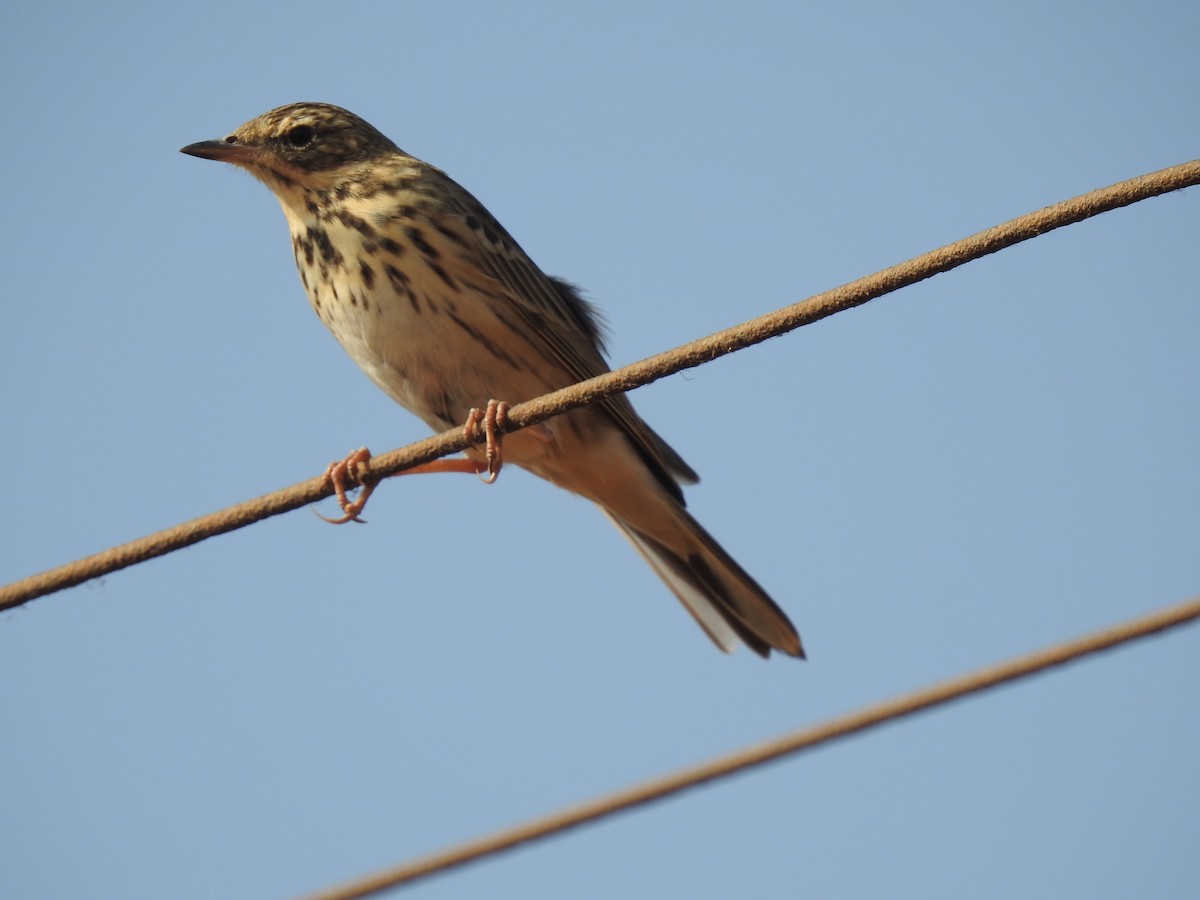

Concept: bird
[[181, 102, 803, 658]]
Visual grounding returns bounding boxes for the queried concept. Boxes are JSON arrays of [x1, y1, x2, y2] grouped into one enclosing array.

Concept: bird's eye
[[283, 125, 316, 148]]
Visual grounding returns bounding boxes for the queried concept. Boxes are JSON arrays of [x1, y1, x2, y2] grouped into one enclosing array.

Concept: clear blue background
[[2, 2, 1197, 898]]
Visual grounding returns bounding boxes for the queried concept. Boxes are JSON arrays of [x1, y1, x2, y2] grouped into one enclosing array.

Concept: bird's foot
[[318, 447, 376, 524], [315, 401, 508, 524], [464, 399, 509, 484]]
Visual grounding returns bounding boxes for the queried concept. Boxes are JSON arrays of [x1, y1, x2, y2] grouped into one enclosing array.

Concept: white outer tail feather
[[602, 511, 741, 653]]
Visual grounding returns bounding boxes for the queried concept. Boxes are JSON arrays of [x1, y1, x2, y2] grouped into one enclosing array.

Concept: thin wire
[[2, 159, 1197, 612], [296, 595, 1200, 900]]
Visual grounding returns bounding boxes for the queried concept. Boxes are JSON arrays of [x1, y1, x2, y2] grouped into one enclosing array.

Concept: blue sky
[[2, 2, 1197, 898]]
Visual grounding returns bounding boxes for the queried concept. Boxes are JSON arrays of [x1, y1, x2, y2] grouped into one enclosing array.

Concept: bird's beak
[[180, 138, 259, 165]]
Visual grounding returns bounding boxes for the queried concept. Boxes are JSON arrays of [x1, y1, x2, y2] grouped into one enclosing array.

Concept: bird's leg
[[318, 400, 510, 523]]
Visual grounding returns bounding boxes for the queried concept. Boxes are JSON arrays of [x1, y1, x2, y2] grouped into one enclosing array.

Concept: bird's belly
[[326, 303, 584, 477], [306, 268, 560, 437], [297, 239, 614, 484], [313, 284, 455, 426]]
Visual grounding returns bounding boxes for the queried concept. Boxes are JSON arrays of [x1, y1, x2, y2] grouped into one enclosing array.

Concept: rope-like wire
[[295, 595, 1200, 899], [1, 160, 1197, 612]]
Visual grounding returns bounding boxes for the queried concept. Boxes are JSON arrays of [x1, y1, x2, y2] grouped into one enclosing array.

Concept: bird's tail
[[602, 506, 804, 658]]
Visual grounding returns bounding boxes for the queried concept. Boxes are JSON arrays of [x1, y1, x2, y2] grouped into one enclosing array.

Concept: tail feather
[[602, 510, 804, 659]]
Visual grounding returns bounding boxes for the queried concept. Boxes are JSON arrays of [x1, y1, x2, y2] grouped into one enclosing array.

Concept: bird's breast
[[284, 214, 536, 432], [284, 199, 587, 462]]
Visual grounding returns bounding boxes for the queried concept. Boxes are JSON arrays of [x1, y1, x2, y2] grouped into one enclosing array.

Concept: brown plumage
[[182, 102, 803, 657]]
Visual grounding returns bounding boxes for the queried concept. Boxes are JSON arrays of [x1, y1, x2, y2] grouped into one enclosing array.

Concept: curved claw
[[314, 507, 367, 525], [319, 447, 376, 524]]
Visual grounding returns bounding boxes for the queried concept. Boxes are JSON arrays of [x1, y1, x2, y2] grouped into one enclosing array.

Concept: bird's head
[[181, 103, 401, 191]]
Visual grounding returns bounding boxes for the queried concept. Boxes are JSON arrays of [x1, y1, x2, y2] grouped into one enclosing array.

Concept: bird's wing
[[437, 177, 699, 493]]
